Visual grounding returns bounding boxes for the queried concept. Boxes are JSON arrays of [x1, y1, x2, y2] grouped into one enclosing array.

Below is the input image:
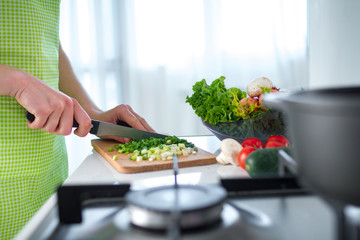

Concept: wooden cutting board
[[91, 139, 217, 173]]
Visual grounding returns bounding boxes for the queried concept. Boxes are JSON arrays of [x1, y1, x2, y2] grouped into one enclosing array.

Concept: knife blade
[[26, 111, 168, 140]]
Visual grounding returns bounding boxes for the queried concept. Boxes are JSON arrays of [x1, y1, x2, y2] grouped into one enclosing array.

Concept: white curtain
[[308, 0, 360, 88], [60, 0, 308, 136]]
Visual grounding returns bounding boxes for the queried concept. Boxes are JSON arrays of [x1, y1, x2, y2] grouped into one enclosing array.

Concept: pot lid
[[265, 86, 360, 115]]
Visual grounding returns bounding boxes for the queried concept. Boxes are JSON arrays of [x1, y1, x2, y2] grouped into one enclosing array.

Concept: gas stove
[[14, 136, 360, 240], [19, 177, 344, 240]]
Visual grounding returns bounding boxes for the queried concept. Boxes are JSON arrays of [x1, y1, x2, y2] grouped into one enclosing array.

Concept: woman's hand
[[1, 64, 92, 137], [91, 104, 155, 143]]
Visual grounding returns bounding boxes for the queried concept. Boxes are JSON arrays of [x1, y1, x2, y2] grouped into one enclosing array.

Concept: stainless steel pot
[[264, 87, 360, 207]]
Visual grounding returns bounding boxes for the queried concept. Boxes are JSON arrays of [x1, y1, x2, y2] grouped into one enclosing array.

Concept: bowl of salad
[[186, 76, 287, 143]]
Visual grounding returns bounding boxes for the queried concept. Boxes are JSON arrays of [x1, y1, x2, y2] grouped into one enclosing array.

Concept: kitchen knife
[[26, 111, 168, 140]]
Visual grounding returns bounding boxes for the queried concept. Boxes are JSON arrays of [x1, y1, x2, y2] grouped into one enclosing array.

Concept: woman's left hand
[[91, 104, 155, 143]]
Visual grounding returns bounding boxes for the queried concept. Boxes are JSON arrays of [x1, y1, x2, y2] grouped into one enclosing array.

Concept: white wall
[[308, 0, 360, 88]]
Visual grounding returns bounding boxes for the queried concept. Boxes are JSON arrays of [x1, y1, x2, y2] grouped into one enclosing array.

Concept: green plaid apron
[[0, 1, 68, 239]]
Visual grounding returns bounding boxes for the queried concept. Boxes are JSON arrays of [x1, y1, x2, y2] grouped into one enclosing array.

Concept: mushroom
[[216, 138, 243, 165], [247, 77, 273, 98], [216, 152, 230, 165]]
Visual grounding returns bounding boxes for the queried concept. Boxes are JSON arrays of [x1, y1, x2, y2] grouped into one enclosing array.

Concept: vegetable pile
[[108, 136, 197, 162], [185, 76, 278, 125], [216, 135, 291, 177], [186, 76, 286, 142]]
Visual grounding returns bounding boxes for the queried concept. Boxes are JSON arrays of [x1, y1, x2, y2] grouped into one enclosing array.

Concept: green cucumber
[[245, 147, 292, 178]]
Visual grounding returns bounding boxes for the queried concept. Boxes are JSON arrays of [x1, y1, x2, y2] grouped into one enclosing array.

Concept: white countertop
[[65, 135, 249, 189]]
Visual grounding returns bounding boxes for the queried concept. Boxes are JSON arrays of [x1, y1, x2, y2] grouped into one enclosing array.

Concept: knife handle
[[25, 111, 36, 123], [73, 119, 100, 135], [26, 111, 100, 135]]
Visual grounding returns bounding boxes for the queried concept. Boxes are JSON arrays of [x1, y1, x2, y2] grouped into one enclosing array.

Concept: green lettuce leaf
[[185, 76, 246, 125]]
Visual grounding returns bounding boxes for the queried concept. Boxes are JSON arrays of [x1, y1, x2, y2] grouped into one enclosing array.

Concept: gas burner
[[110, 201, 273, 240], [125, 184, 226, 230], [114, 203, 241, 237], [58, 198, 275, 240]]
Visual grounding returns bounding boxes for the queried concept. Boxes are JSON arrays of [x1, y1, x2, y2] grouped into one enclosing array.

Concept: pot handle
[[278, 149, 298, 176]]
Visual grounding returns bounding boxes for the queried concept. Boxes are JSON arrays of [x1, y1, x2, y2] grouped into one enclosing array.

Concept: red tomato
[[265, 141, 286, 148], [237, 146, 256, 169], [265, 135, 290, 148], [241, 138, 264, 149]]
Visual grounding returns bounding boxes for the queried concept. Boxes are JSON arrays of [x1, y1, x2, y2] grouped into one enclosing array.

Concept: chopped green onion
[[113, 136, 196, 161]]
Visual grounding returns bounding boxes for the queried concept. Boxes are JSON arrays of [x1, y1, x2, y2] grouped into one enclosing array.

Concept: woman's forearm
[[57, 43, 154, 141], [0, 64, 26, 97], [58, 43, 102, 118]]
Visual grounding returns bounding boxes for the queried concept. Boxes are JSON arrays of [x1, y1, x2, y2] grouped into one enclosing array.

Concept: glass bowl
[[202, 110, 287, 144]]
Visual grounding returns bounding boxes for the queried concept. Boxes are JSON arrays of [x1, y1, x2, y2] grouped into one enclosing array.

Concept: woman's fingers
[[26, 110, 52, 130], [126, 105, 155, 132], [99, 135, 131, 143], [55, 103, 74, 135], [91, 104, 157, 143], [72, 99, 92, 137], [26, 95, 91, 136], [115, 105, 155, 132]]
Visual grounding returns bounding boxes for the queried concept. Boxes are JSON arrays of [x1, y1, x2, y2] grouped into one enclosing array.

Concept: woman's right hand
[[0, 64, 91, 137]]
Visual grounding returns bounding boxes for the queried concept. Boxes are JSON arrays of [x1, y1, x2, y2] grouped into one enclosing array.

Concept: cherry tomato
[[241, 138, 264, 149], [237, 146, 256, 169], [265, 135, 290, 148]]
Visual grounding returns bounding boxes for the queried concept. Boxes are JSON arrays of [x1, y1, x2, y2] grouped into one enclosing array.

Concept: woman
[[0, 1, 154, 239]]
